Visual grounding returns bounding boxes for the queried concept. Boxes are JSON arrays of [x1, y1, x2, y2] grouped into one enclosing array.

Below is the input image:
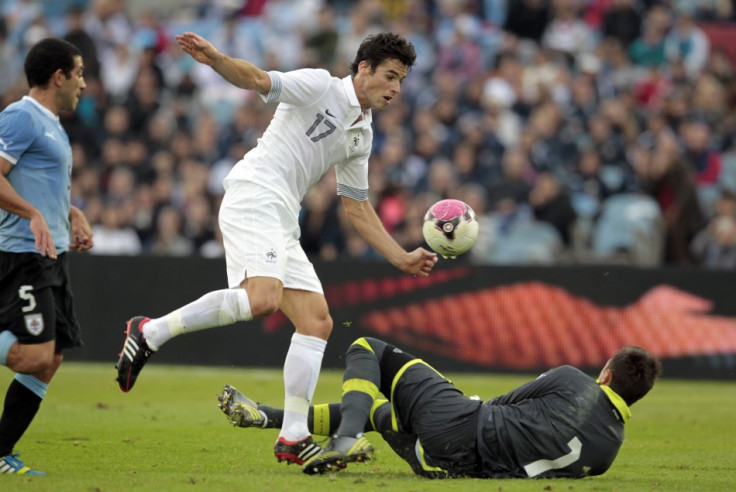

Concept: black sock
[[260, 403, 342, 436], [0, 379, 42, 456]]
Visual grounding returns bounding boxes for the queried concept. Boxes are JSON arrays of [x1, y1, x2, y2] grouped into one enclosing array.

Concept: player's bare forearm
[[0, 172, 56, 258], [69, 205, 94, 251], [175, 32, 270, 94], [211, 55, 271, 94], [0, 172, 39, 221], [341, 196, 437, 276]]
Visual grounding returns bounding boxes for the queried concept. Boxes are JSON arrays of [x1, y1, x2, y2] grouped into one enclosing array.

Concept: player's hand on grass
[[29, 210, 56, 259], [176, 32, 222, 67]]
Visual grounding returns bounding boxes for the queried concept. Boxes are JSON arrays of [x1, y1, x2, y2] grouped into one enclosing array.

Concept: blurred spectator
[[628, 23, 667, 68], [542, 0, 596, 67], [692, 72, 729, 128], [150, 205, 194, 256], [628, 6, 670, 68], [590, 112, 622, 162], [300, 184, 344, 260], [105, 166, 136, 205], [521, 48, 569, 107], [125, 66, 162, 136], [632, 66, 672, 109], [638, 133, 706, 264], [91, 204, 143, 255], [335, 0, 383, 69], [64, 7, 101, 80], [690, 0, 734, 22], [529, 171, 578, 245], [602, 0, 643, 49], [690, 190, 736, 268], [262, 0, 318, 69], [0, 18, 20, 95], [664, 12, 710, 78], [304, 4, 339, 68], [183, 194, 216, 253], [200, 222, 225, 258], [486, 147, 534, 212], [191, 10, 260, 123], [434, 2, 482, 83], [681, 119, 721, 186], [568, 147, 611, 214], [503, 0, 550, 44], [525, 101, 577, 173], [424, 156, 460, 199], [83, 0, 132, 62]]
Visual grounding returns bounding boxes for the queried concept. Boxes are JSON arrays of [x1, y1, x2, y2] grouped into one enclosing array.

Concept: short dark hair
[[349, 33, 416, 76], [24, 37, 81, 88], [607, 346, 662, 406]]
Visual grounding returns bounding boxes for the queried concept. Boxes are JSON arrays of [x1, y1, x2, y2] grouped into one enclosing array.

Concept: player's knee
[[12, 348, 54, 374], [297, 311, 332, 340], [248, 294, 280, 317], [349, 337, 377, 355], [310, 312, 332, 340]]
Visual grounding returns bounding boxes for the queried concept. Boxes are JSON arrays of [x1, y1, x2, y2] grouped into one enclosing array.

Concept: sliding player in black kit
[[216, 336, 660, 478]]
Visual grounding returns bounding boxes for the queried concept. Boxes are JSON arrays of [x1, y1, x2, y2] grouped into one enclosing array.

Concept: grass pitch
[[0, 363, 734, 491]]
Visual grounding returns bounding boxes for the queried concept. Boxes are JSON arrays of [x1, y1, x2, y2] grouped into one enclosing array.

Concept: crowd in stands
[[2, 0, 736, 268]]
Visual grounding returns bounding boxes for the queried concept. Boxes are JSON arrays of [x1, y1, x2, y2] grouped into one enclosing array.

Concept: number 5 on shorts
[[19, 285, 37, 313]]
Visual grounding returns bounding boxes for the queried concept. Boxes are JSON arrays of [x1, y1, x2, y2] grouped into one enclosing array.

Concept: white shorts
[[219, 180, 323, 293]]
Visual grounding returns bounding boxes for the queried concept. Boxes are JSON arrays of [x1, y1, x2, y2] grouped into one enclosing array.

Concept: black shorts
[[0, 251, 83, 349], [381, 347, 481, 477]]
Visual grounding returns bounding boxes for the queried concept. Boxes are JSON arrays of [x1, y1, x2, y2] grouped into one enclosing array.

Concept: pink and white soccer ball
[[422, 199, 479, 258]]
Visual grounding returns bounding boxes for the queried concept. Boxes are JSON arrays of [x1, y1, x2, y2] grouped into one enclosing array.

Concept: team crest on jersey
[[266, 249, 278, 263], [24, 313, 44, 336]]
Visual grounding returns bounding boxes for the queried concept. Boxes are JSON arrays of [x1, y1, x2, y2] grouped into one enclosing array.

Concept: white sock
[[143, 288, 252, 351], [280, 333, 327, 442]]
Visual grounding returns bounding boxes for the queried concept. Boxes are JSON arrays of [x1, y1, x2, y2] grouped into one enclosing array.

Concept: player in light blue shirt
[[0, 38, 93, 476], [0, 95, 74, 253]]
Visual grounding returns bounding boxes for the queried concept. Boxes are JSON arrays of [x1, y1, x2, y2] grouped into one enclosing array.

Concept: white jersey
[[224, 69, 372, 218]]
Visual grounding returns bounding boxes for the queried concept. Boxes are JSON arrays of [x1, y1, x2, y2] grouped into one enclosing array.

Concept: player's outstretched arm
[[341, 196, 437, 276], [175, 32, 271, 95]]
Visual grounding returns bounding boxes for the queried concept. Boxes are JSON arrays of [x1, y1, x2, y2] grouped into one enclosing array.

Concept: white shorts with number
[[219, 180, 323, 294]]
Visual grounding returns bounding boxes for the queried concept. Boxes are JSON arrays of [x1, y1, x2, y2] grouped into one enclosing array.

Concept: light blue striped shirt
[[0, 96, 72, 253]]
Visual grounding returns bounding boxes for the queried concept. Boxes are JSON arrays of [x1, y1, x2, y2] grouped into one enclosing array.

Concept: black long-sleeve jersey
[[475, 365, 631, 478]]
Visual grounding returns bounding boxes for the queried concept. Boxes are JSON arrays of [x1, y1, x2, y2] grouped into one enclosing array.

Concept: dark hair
[[607, 346, 662, 406], [24, 38, 81, 88], [349, 33, 416, 76]]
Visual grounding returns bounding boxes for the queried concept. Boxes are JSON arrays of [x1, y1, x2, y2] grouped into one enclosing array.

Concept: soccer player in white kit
[[115, 31, 438, 465]]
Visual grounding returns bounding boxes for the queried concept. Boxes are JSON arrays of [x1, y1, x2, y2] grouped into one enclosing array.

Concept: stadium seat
[[488, 219, 564, 265], [592, 193, 664, 265]]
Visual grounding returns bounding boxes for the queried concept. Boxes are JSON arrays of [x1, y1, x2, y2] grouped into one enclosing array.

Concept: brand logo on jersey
[[44, 131, 57, 141], [24, 313, 44, 336], [266, 249, 278, 263], [325, 109, 336, 118], [0, 137, 11, 150]]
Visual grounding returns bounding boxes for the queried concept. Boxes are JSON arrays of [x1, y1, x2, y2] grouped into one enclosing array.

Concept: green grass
[[1, 364, 734, 491]]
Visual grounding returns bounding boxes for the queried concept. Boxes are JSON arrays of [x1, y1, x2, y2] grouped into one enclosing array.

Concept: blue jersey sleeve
[[0, 108, 35, 165], [0, 109, 36, 165]]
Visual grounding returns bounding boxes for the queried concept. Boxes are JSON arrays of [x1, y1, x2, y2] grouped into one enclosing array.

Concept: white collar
[[23, 95, 60, 122], [342, 75, 372, 124]]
